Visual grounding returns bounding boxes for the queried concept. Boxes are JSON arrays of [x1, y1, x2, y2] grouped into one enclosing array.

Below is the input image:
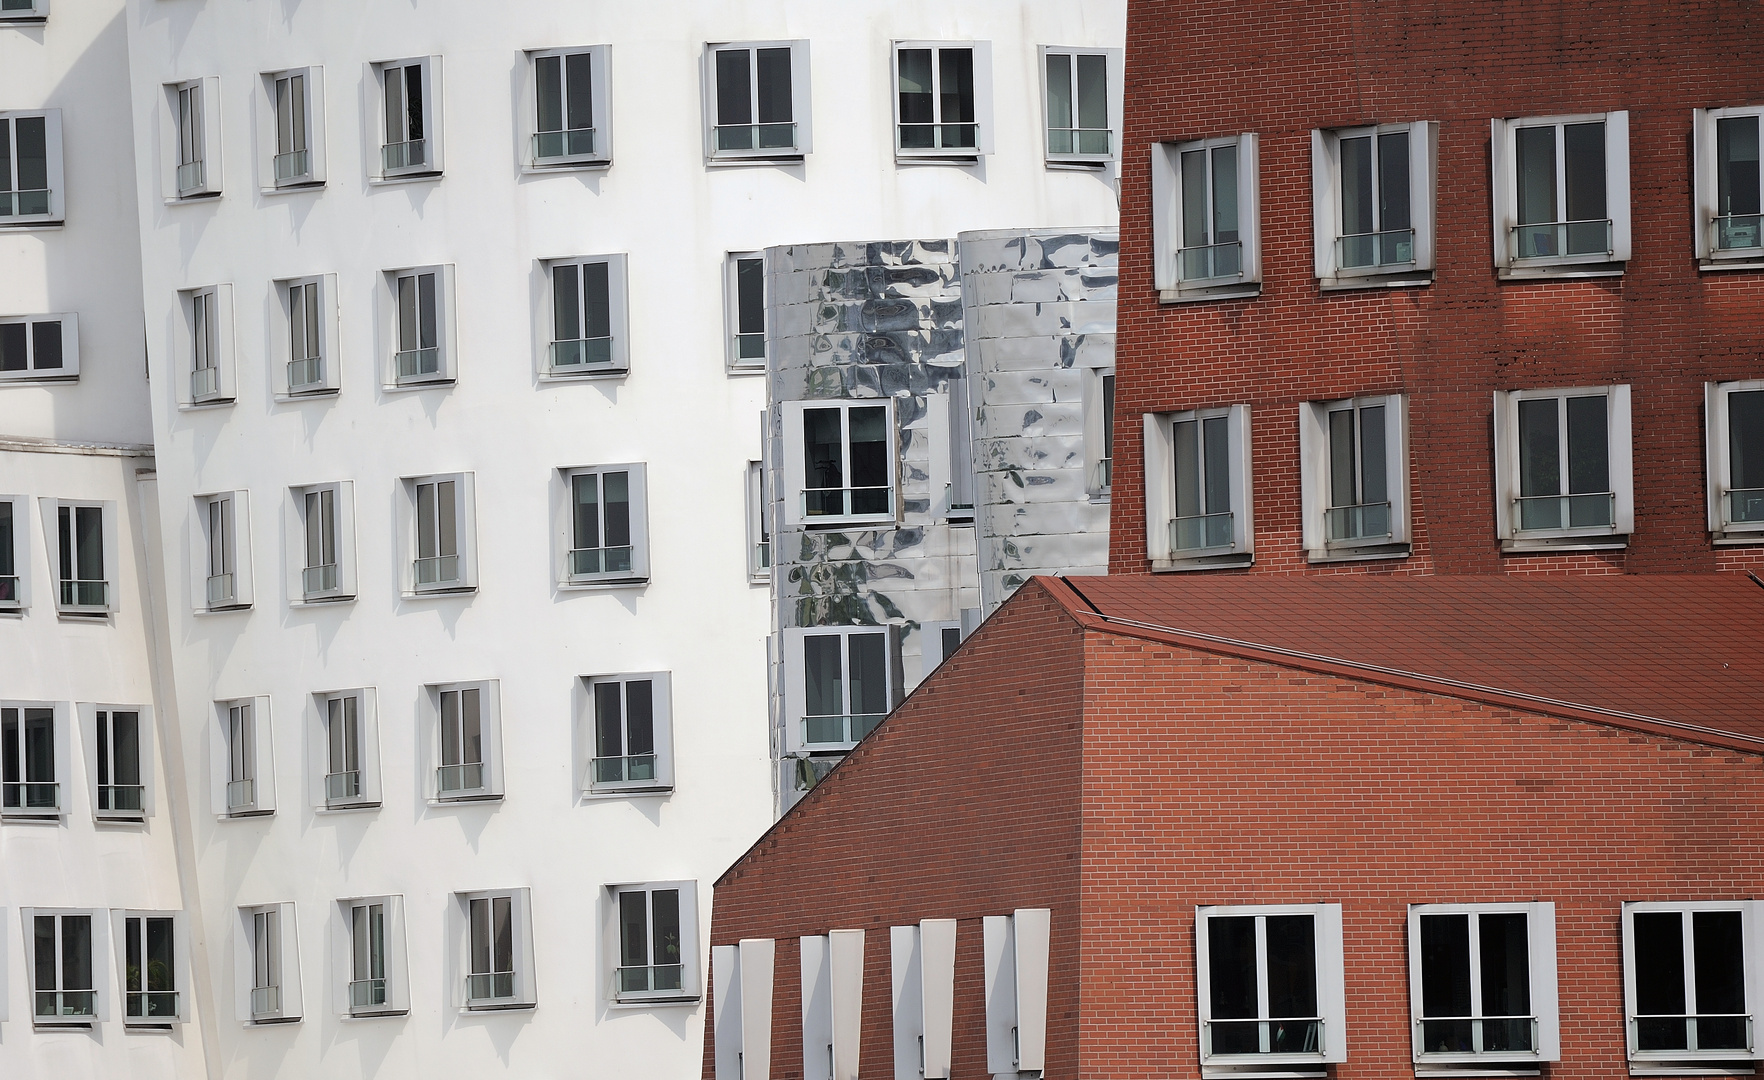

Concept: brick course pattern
[[1110, 0, 1764, 576]]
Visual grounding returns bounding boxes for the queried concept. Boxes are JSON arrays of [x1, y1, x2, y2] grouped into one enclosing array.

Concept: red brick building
[[705, 573, 1764, 1080], [1111, 0, 1764, 578]]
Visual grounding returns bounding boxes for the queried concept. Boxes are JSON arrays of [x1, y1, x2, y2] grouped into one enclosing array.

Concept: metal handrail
[[1176, 240, 1245, 283], [1325, 501, 1393, 543], [1090, 457, 1113, 491], [533, 127, 597, 159], [591, 752, 659, 785], [98, 783, 146, 813], [733, 331, 765, 363], [550, 337, 614, 369], [1047, 126, 1112, 156], [349, 978, 388, 1009], [570, 546, 634, 577], [302, 563, 339, 596], [273, 149, 309, 181], [0, 574, 16, 604], [191, 365, 221, 400], [1629, 1012, 1754, 1054], [0, 188, 52, 216], [395, 347, 440, 379], [1169, 511, 1234, 553], [59, 579, 108, 607], [1337, 228, 1416, 269], [1509, 218, 1613, 261], [3, 781, 59, 810], [249, 985, 280, 1018], [436, 762, 484, 794], [1514, 491, 1615, 532], [414, 555, 460, 586], [802, 713, 886, 747], [714, 122, 798, 153], [1203, 1016, 1325, 1057], [1415, 1014, 1539, 1055], [206, 572, 235, 606], [325, 770, 361, 801], [176, 160, 207, 193], [381, 139, 427, 172], [897, 122, 980, 152], [1713, 213, 1764, 253]]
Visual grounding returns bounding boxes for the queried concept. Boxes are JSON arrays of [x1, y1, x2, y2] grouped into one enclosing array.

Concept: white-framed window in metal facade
[[181, 283, 234, 405], [455, 889, 535, 1010], [1707, 379, 1764, 542], [705, 41, 811, 162], [216, 696, 274, 817], [1492, 385, 1633, 549], [315, 688, 378, 810], [117, 910, 184, 1024], [49, 499, 113, 613], [382, 264, 455, 387], [1491, 111, 1631, 277], [194, 490, 252, 611], [725, 251, 767, 372], [90, 705, 147, 820], [782, 625, 902, 754], [780, 399, 898, 528], [165, 78, 222, 199], [1151, 134, 1262, 302], [891, 41, 993, 161], [28, 909, 100, 1024], [0, 0, 49, 25], [0, 493, 25, 612], [745, 459, 771, 582], [238, 902, 300, 1023], [275, 274, 338, 396], [335, 894, 407, 1017], [428, 681, 502, 802], [1695, 106, 1764, 268], [402, 472, 476, 594]]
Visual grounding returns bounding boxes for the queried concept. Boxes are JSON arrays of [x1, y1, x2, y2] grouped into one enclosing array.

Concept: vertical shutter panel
[[972, 42, 994, 156], [1387, 395, 1411, 546], [278, 901, 303, 1020], [1492, 392, 1516, 539], [739, 939, 776, 1080], [829, 929, 864, 1080], [890, 925, 923, 1080], [1316, 903, 1347, 1063], [1491, 118, 1514, 268], [1609, 384, 1635, 534], [1607, 110, 1632, 262], [1013, 909, 1050, 1072], [1228, 405, 1254, 555], [1299, 403, 1327, 553], [199, 78, 223, 194], [713, 945, 743, 1080], [982, 916, 1017, 1075], [791, 43, 813, 155], [1531, 903, 1561, 1061], [1152, 144, 1177, 292], [1312, 130, 1336, 280], [1238, 133, 1262, 284], [1411, 121, 1439, 272], [919, 920, 956, 1079]]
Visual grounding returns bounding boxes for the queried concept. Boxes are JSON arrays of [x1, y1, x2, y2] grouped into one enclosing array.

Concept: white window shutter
[[714, 945, 745, 1080], [780, 403, 808, 528], [890, 925, 923, 1080], [1386, 395, 1411, 545], [1143, 411, 1173, 563], [1151, 144, 1178, 292], [1529, 903, 1560, 1061], [1013, 909, 1050, 1073], [919, 920, 955, 1079], [791, 43, 813, 155], [1694, 109, 1717, 261], [317, 274, 340, 390], [1706, 382, 1726, 532], [1311, 130, 1336, 280], [278, 902, 304, 1020], [42, 110, 65, 221], [972, 42, 994, 156], [1609, 383, 1634, 534], [605, 252, 631, 371], [334, 480, 357, 598], [200, 77, 224, 193], [253, 698, 277, 812], [799, 937, 831, 1080], [422, 57, 445, 172], [1227, 404, 1254, 554], [1491, 391, 1516, 539], [1315, 903, 1347, 1063], [1298, 403, 1327, 553], [1746, 902, 1764, 1061], [1607, 110, 1632, 262], [232, 489, 255, 607], [213, 283, 237, 400], [739, 939, 775, 1080], [981, 916, 1017, 1075], [830, 929, 864, 1080], [1238, 133, 1261, 284], [1411, 121, 1439, 272], [304, 67, 328, 183], [1490, 118, 1515, 269]]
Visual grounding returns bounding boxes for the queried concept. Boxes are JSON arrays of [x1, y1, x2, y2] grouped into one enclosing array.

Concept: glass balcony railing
[[395, 347, 440, 379], [176, 160, 207, 194], [1338, 228, 1416, 269], [191, 365, 220, 400], [97, 783, 145, 814], [0, 574, 18, 604], [734, 332, 765, 363], [802, 713, 886, 747], [302, 563, 338, 596], [715, 122, 798, 153], [437, 762, 484, 795], [273, 148, 309, 182], [287, 355, 323, 390], [125, 990, 180, 1020], [570, 546, 633, 577], [2, 780, 58, 811], [550, 337, 613, 370], [35, 990, 97, 1019], [1515, 492, 1614, 532], [1417, 1014, 1538, 1055], [1169, 512, 1234, 553], [1728, 487, 1764, 525], [533, 127, 597, 160], [1632, 1012, 1753, 1054], [1177, 240, 1244, 283], [1205, 1017, 1324, 1057], [1325, 501, 1393, 543], [1510, 218, 1613, 261], [0, 188, 52, 216], [1715, 214, 1764, 252], [250, 985, 280, 1018], [801, 486, 892, 519], [414, 555, 460, 586], [349, 978, 387, 1010], [381, 139, 426, 172], [207, 572, 235, 606], [466, 972, 516, 1003], [897, 122, 979, 152], [1048, 126, 1112, 156], [592, 752, 658, 785], [225, 777, 255, 810], [59, 579, 107, 608], [325, 770, 361, 801], [615, 963, 684, 997]]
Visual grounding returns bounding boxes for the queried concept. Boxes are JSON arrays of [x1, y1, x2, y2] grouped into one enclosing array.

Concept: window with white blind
[[164, 78, 222, 199], [117, 910, 184, 1024], [402, 473, 476, 594], [428, 681, 502, 802], [454, 889, 536, 1010], [275, 275, 338, 396], [215, 697, 274, 817], [782, 625, 902, 754], [47, 499, 114, 613], [528, 47, 611, 168], [28, 909, 100, 1023], [610, 882, 700, 1004], [1299, 395, 1410, 560], [725, 252, 767, 372], [704, 41, 811, 162], [1041, 47, 1120, 167], [1143, 405, 1254, 570], [0, 493, 27, 611], [89, 705, 148, 820], [0, 109, 65, 225], [258, 67, 326, 189], [314, 689, 378, 810], [1196, 904, 1348, 1072], [288, 481, 355, 602], [1491, 112, 1631, 277], [382, 264, 455, 386], [181, 283, 234, 405], [1623, 902, 1764, 1072], [780, 400, 897, 528], [1493, 386, 1633, 549], [544, 254, 628, 376], [2, 702, 62, 817], [0, 313, 76, 380], [1151, 135, 1262, 302], [1408, 903, 1559, 1069], [1312, 122, 1437, 287], [372, 57, 442, 179], [334, 895, 407, 1017], [560, 464, 649, 586], [892, 42, 993, 161], [580, 673, 673, 795], [238, 903, 301, 1023], [195, 491, 252, 611]]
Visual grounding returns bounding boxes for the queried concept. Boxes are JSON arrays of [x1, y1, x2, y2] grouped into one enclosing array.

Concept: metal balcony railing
[[533, 127, 596, 160], [1325, 501, 1393, 543], [1048, 126, 1111, 156], [325, 770, 361, 801], [35, 990, 96, 1019], [415, 555, 460, 586], [1714, 214, 1764, 252], [1631, 1012, 1753, 1054], [287, 355, 323, 390], [437, 762, 484, 795], [1510, 218, 1613, 261], [1338, 227, 1416, 269], [125, 990, 180, 1020], [1417, 1014, 1538, 1055], [3, 780, 58, 811], [381, 139, 426, 172], [550, 337, 613, 370], [395, 347, 440, 379], [801, 486, 892, 519], [97, 783, 145, 814], [302, 563, 339, 596], [0, 188, 52, 216], [592, 752, 658, 785], [1204, 1017, 1324, 1057], [615, 963, 684, 997], [349, 978, 387, 1010], [465, 972, 516, 1004], [225, 777, 255, 810], [897, 122, 979, 152], [59, 579, 107, 608], [273, 148, 309, 181], [1169, 511, 1234, 553], [1728, 487, 1764, 525], [176, 160, 207, 194], [206, 572, 235, 606], [715, 122, 798, 153], [802, 713, 886, 747], [191, 365, 221, 401], [570, 546, 633, 577], [250, 985, 280, 1018]]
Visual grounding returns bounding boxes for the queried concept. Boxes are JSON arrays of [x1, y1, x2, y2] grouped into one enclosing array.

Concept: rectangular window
[[94, 708, 144, 818], [405, 473, 475, 593], [0, 496, 20, 610], [431, 681, 502, 801], [218, 697, 275, 816], [1151, 135, 1261, 301], [783, 626, 901, 753], [2, 704, 58, 815], [1195, 904, 1347, 1069], [277, 276, 337, 395], [726, 252, 766, 371], [0, 313, 75, 380], [1706, 380, 1764, 540], [339, 894, 406, 1017], [583, 673, 673, 794], [244, 904, 302, 1022], [1494, 386, 1633, 547], [893, 42, 991, 158], [1083, 368, 1116, 495], [1408, 904, 1559, 1067], [32, 912, 95, 1022], [291, 481, 354, 601], [164, 79, 221, 199], [352, 901, 386, 1010], [0, 110, 63, 224], [1042, 47, 1118, 164], [781, 400, 897, 527], [1300, 395, 1409, 558], [55, 501, 107, 611], [395, 269, 437, 378], [612, 882, 700, 1003], [321, 691, 368, 806], [706, 41, 810, 161], [256, 67, 326, 190], [1145, 405, 1254, 569], [122, 914, 179, 1023], [1312, 123, 1437, 285], [176, 83, 204, 193], [1696, 106, 1764, 266], [182, 284, 233, 404], [275, 72, 307, 180], [531, 46, 610, 167], [197, 491, 255, 610], [546, 254, 628, 375], [456, 889, 533, 1010], [562, 463, 649, 585], [0, 0, 49, 24], [746, 459, 771, 582], [1624, 902, 1764, 1070], [1492, 112, 1630, 275], [375, 57, 442, 178]]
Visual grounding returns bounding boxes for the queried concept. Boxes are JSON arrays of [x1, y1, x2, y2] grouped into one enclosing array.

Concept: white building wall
[[112, 2, 1120, 1079]]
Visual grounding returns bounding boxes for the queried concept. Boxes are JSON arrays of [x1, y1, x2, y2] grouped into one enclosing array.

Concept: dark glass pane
[[1181, 149, 1208, 249], [417, 273, 437, 350], [126, 918, 142, 993], [1634, 912, 1689, 1019], [404, 66, 425, 142], [1420, 913, 1472, 1025], [63, 916, 92, 991], [1515, 126, 1557, 226], [1045, 55, 1071, 153], [1733, 391, 1764, 490], [1173, 419, 1200, 517], [535, 56, 562, 133], [146, 918, 174, 992], [1379, 131, 1412, 231], [602, 471, 630, 548], [583, 261, 611, 340], [848, 406, 889, 488], [804, 408, 844, 507], [34, 916, 56, 991], [736, 258, 765, 336], [572, 473, 599, 549], [0, 323, 25, 371], [25, 708, 53, 783], [848, 632, 888, 717], [715, 50, 751, 128], [619, 891, 648, 966], [625, 681, 654, 757], [1211, 145, 1239, 244], [1565, 395, 1609, 494], [1360, 406, 1388, 504], [1693, 911, 1747, 1017], [1719, 116, 1762, 217], [112, 711, 141, 786], [469, 898, 490, 973], [757, 48, 793, 125], [1202, 416, 1231, 514], [1101, 374, 1115, 459], [1076, 53, 1108, 130], [595, 682, 623, 760], [804, 635, 842, 717], [652, 890, 681, 965], [1517, 399, 1561, 498], [938, 48, 975, 122], [1329, 409, 1356, 506], [897, 49, 933, 144], [1208, 917, 1258, 1020], [1265, 915, 1317, 1019], [461, 689, 481, 766], [1479, 913, 1531, 1021], [564, 52, 594, 132], [492, 897, 512, 975], [383, 67, 402, 144], [58, 505, 71, 582], [16, 116, 46, 192], [1564, 122, 1607, 223], [0, 501, 10, 577], [1340, 136, 1373, 237], [76, 505, 102, 581], [552, 263, 579, 342], [1, 709, 15, 791], [32, 321, 62, 369], [941, 626, 961, 658], [0, 119, 10, 191]]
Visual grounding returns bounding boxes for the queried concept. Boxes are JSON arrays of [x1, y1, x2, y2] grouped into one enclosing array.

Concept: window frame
[[0, 109, 65, 227], [81, 703, 153, 822], [1142, 405, 1254, 570], [236, 902, 301, 1024], [1298, 394, 1410, 561], [779, 398, 900, 529], [272, 274, 339, 397], [1694, 106, 1764, 269], [556, 463, 651, 588], [1492, 385, 1634, 549], [724, 251, 768, 373], [578, 671, 674, 797], [257, 66, 326, 190], [1194, 903, 1348, 1073], [0, 312, 78, 381], [399, 472, 478, 595], [524, 46, 613, 170], [1490, 111, 1632, 277], [2, 700, 67, 819], [192, 490, 253, 611], [745, 458, 771, 583], [162, 77, 222, 200], [0, 0, 48, 25], [213, 696, 275, 818], [538, 253, 629, 379], [369, 56, 444, 182], [702, 40, 813, 164], [452, 888, 536, 1011], [286, 480, 356, 603], [607, 881, 701, 1006], [112, 909, 188, 1026], [1151, 134, 1262, 302], [425, 680, 504, 803], [310, 688, 380, 812], [890, 41, 994, 163], [380, 263, 457, 388], [331, 894, 408, 1018], [41, 497, 116, 615], [0, 493, 30, 613], [1038, 46, 1122, 169], [1706, 379, 1764, 542], [1311, 121, 1438, 288], [781, 624, 904, 755], [1621, 901, 1764, 1071], [927, 380, 975, 522], [1083, 366, 1116, 497], [23, 908, 105, 1024], [179, 283, 236, 407], [1406, 902, 1560, 1069]]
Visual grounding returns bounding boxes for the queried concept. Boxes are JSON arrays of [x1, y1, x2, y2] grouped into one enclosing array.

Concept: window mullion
[[1555, 126, 1568, 226], [1255, 915, 1271, 1053], [1683, 912, 1700, 1049], [1204, 151, 1216, 247], [747, 50, 761, 126], [1466, 912, 1486, 1051], [1557, 397, 1572, 495]]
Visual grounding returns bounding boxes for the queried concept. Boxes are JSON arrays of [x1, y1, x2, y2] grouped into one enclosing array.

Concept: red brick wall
[[1111, 0, 1764, 576]]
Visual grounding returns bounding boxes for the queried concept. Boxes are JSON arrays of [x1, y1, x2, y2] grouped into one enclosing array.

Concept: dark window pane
[[32, 321, 62, 370], [848, 632, 888, 717], [417, 273, 437, 351], [1564, 121, 1607, 223], [1181, 149, 1209, 249], [1693, 911, 1747, 1015], [1634, 912, 1688, 1017], [848, 406, 889, 489], [1075, 53, 1108, 131], [619, 891, 648, 967], [552, 263, 579, 342], [804, 408, 844, 496], [1379, 131, 1412, 231], [15, 116, 47, 192], [1517, 398, 1561, 498], [601, 471, 630, 548], [1329, 409, 1356, 506], [1718, 116, 1762, 218], [1211, 145, 1239, 244], [736, 258, 765, 336], [404, 66, 424, 142], [126, 917, 141, 992], [34, 916, 56, 991], [564, 52, 594, 132], [62, 915, 92, 992], [1359, 406, 1388, 504], [146, 918, 174, 992], [756, 48, 793, 125], [1420, 913, 1472, 1020], [715, 50, 752, 127], [1732, 390, 1764, 490], [625, 681, 654, 757], [492, 897, 512, 975], [1340, 136, 1373, 237], [1565, 395, 1609, 494], [383, 68, 403, 145], [582, 261, 611, 340], [572, 473, 599, 549], [1173, 419, 1200, 517], [76, 505, 102, 582], [0, 323, 24, 371], [803, 635, 842, 717], [897, 49, 934, 136], [1479, 913, 1531, 1017], [1265, 915, 1317, 1019], [25, 708, 53, 783], [1045, 55, 1071, 153], [0, 119, 10, 191], [111, 711, 141, 786], [535, 56, 562, 134], [594, 682, 622, 759], [1208, 916, 1258, 1020], [652, 890, 681, 966], [0, 501, 11, 578], [1515, 127, 1557, 226], [938, 48, 975, 122], [1202, 416, 1231, 514], [469, 898, 490, 973]]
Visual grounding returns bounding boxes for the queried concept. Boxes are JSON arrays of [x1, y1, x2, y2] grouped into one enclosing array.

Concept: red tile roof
[[1049, 573, 1764, 749]]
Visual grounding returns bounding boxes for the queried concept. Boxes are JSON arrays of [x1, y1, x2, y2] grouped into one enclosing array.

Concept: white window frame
[[891, 919, 958, 1080], [1492, 385, 1633, 550], [311, 688, 379, 811], [179, 283, 235, 407], [192, 490, 252, 611], [890, 41, 994, 163], [380, 264, 456, 388], [1695, 106, 1764, 269], [1299, 394, 1410, 561], [1143, 405, 1254, 570], [725, 251, 768, 373], [1194, 903, 1348, 1075], [0, 312, 78, 381], [703, 40, 813, 164], [399, 472, 478, 595], [41, 497, 117, 615], [0, 0, 48, 25], [0, 493, 30, 612], [918, 619, 969, 683], [556, 463, 650, 587], [162, 78, 222, 200], [1311, 122, 1437, 288], [1707, 379, 1764, 542], [286, 480, 356, 603], [82, 703, 154, 822], [713, 937, 778, 1080], [1622, 901, 1764, 1072], [927, 381, 975, 522], [452, 888, 536, 1011], [236, 902, 301, 1024], [257, 66, 326, 190], [369, 56, 443, 181], [525, 46, 612, 170], [331, 895, 408, 1018], [1083, 366, 1116, 497], [1151, 134, 1262, 302], [2, 700, 67, 819], [780, 399, 900, 528], [23, 908, 106, 1024], [1039, 46, 1122, 169], [607, 881, 701, 1006], [539, 253, 629, 379], [781, 624, 903, 755], [112, 909, 189, 1025], [1490, 111, 1631, 278], [213, 696, 274, 818], [578, 672, 674, 797], [425, 680, 503, 803], [0, 109, 65, 226], [1406, 903, 1559, 1069], [746, 459, 771, 583], [273, 274, 339, 397]]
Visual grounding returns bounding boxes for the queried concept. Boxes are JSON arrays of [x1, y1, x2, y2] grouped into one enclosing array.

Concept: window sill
[[803, 518, 899, 532], [581, 785, 673, 800], [1500, 535, 1628, 553], [725, 363, 766, 377], [606, 994, 700, 1010], [895, 152, 982, 166], [1200, 1065, 1326, 1080], [524, 157, 611, 175], [344, 1007, 410, 1021], [1415, 1068, 1541, 1078], [1713, 531, 1764, 545], [1, 809, 64, 823], [198, 602, 252, 615], [56, 608, 112, 620], [0, 218, 64, 231], [1319, 273, 1432, 291], [94, 810, 148, 825], [1308, 542, 1411, 564], [33, 1019, 94, 1030], [263, 178, 325, 195], [539, 367, 627, 383], [559, 577, 649, 591], [707, 152, 806, 168], [222, 807, 274, 819], [462, 999, 535, 1013], [318, 800, 381, 814], [275, 388, 339, 402], [1159, 284, 1261, 305], [0, 372, 78, 385], [123, 1020, 182, 1031], [1152, 550, 1254, 572], [180, 397, 235, 411], [249, 1014, 301, 1026], [1046, 156, 1113, 171], [384, 377, 456, 393], [404, 585, 477, 599], [1497, 262, 1625, 281], [293, 593, 356, 606], [1700, 255, 1764, 272], [370, 170, 442, 186], [428, 792, 503, 807], [0, 14, 48, 24], [165, 191, 221, 204], [1627, 1063, 1755, 1077]]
